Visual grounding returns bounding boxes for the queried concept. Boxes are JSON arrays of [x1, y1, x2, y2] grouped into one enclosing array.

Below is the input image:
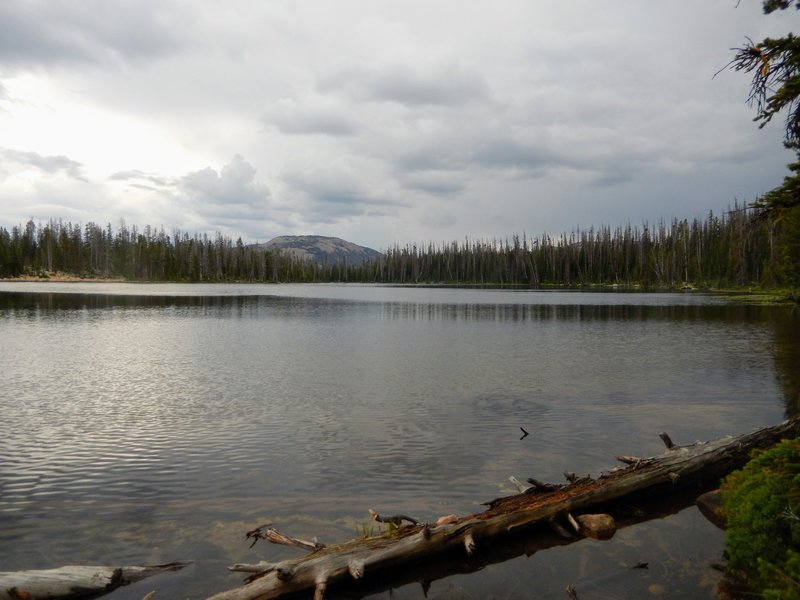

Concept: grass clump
[[721, 437, 800, 598]]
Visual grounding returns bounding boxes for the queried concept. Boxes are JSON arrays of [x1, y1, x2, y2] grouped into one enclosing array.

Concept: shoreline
[[0, 273, 795, 303], [0, 274, 127, 283]]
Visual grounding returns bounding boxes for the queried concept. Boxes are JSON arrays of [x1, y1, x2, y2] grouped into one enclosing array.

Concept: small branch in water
[[369, 509, 418, 526], [566, 512, 581, 533], [615, 455, 654, 469], [245, 524, 324, 551], [659, 432, 676, 450], [563, 471, 593, 484], [520, 426, 529, 440], [228, 561, 278, 574], [509, 476, 533, 493], [526, 478, 562, 492]]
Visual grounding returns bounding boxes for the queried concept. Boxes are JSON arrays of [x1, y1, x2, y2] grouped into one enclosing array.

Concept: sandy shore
[[0, 272, 126, 283]]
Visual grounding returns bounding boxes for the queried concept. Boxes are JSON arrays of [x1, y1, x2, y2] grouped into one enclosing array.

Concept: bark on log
[[0, 562, 191, 600], [207, 419, 798, 600]]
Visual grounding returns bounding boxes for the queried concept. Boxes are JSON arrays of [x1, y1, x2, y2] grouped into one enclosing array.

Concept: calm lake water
[[1, 282, 798, 599]]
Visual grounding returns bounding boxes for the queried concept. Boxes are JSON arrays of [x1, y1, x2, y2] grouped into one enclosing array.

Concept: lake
[[1, 282, 798, 599]]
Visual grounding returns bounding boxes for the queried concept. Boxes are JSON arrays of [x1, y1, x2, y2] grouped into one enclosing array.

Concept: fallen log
[[207, 419, 798, 600], [0, 562, 191, 600], [231, 485, 702, 600]]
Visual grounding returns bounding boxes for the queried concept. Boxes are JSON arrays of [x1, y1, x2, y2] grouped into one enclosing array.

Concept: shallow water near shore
[[1, 282, 798, 599]]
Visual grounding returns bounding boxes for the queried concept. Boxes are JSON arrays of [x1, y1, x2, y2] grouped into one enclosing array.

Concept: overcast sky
[[0, 1, 797, 250]]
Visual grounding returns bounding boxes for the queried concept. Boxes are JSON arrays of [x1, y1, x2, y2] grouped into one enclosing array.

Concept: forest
[[1, 203, 798, 290]]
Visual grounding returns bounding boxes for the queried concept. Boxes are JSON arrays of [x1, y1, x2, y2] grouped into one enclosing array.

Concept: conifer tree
[[723, 0, 800, 214]]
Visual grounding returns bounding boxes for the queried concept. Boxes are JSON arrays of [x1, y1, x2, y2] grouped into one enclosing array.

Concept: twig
[[245, 524, 324, 551], [368, 509, 418, 526], [526, 478, 562, 492], [659, 432, 676, 450], [509, 476, 533, 493]]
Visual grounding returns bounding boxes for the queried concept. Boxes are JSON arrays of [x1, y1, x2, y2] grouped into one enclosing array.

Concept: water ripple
[[0, 286, 794, 593]]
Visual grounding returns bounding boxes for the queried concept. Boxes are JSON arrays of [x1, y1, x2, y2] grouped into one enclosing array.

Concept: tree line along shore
[[1, 204, 798, 291]]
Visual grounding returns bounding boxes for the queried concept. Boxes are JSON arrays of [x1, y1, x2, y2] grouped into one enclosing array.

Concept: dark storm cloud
[[0, 1, 185, 67], [1, 147, 86, 180]]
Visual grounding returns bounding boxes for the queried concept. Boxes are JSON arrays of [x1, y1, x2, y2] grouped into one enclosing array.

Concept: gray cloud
[[317, 61, 490, 107], [109, 170, 177, 188], [181, 155, 271, 209], [392, 127, 574, 180], [265, 100, 359, 136], [470, 138, 568, 174], [0, 0, 186, 67], [0, 0, 792, 251], [282, 167, 408, 224], [1, 147, 86, 180], [105, 157, 276, 238], [399, 171, 466, 196]]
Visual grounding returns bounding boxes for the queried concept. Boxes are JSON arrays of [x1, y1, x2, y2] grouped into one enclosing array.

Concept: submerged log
[[0, 562, 191, 600], [208, 419, 798, 600]]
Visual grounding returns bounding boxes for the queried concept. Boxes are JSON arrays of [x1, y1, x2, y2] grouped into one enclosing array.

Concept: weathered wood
[[246, 525, 323, 552], [207, 420, 798, 600], [0, 562, 191, 600], [615, 455, 650, 467], [368, 509, 418, 526], [508, 475, 532, 493], [219, 484, 737, 600], [659, 432, 676, 450]]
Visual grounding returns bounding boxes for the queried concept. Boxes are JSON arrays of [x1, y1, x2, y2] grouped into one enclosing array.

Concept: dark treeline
[[1, 205, 798, 288], [372, 206, 799, 289]]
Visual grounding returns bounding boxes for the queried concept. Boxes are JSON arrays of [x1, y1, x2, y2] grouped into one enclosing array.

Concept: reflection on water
[[0, 283, 798, 599]]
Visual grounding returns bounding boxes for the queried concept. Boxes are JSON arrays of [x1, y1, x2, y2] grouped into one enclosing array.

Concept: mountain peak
[[250, 235, 382, 265]]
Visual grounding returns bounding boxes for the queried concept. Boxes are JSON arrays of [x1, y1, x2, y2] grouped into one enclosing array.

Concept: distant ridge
[[250, 235, 382, 266]]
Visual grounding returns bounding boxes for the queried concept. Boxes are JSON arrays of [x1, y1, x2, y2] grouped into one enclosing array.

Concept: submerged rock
[[696, 489, 726, 529], [576, 513, 617, 540]]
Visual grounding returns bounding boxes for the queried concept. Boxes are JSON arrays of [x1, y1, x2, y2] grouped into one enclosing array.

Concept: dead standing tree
[[207, 419, 798, 600]]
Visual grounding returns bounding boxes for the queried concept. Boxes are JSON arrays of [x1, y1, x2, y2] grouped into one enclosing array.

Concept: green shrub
[[721, 437, 800, 598]]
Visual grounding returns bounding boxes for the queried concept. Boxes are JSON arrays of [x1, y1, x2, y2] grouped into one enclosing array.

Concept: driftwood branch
[[246, 524, 324, 552], [508, 475, 532, 493], [208, 420, 798, 600], [659, 432, 676, 450], [615, 455, 649, 467], [368, 509, 418, 526], [0, 562, 191, 600], [229, 561, 278, 575]]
